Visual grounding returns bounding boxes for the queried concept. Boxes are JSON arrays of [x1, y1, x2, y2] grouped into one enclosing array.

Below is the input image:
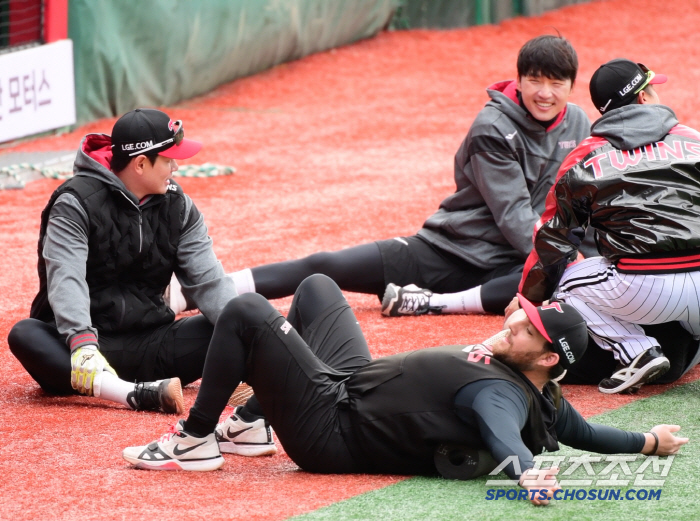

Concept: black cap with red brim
[[517, 293, 589, 368], [589, 58, 668, 114], [111, 108, 202, 160]]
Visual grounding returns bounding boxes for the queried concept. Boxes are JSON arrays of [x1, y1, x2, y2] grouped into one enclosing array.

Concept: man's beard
[[492, 350, 541, 373]]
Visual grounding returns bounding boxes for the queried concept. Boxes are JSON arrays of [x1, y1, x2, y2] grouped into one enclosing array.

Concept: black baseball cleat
[[381, 283, 444, 317], [598, 347, 670, 394], [127, 378, 184, 414]]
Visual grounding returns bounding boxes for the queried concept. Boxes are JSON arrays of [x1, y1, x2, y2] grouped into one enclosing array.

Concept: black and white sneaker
[[123, 425, 224, 471], [215, 406, 277, 456], [381, 283, 442, 317], [127, 378, 184, 415], [598, 347, 670, 394]]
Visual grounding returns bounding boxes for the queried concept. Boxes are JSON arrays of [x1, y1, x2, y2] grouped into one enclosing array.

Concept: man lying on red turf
[[123, 275, 687, 507]]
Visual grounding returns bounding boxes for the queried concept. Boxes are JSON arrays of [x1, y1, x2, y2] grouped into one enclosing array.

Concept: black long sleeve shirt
[[454, 379, 645, 480]]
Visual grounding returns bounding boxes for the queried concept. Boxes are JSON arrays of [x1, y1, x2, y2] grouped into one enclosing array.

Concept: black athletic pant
[[184, 274, 371, 473], [251, 239, 521, 313], [7, 315, 214, 394], [252, 243, 387, 298]]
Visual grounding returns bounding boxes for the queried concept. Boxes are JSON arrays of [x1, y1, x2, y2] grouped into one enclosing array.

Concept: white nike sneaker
[[122, 424, 224, 471], [215, 406, 278, 456]]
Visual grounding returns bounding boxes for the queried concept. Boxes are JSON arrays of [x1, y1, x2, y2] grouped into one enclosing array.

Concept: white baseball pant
[[554, 257, 700, 365]]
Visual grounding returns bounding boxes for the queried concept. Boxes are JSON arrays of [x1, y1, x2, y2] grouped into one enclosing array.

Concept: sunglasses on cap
[[635, 64, 657, 94], [127, 120, 184, 157]]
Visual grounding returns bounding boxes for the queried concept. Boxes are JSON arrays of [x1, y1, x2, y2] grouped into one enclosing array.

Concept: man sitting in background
[[518, 58, 700, 394], [166, 34, 591, 319]]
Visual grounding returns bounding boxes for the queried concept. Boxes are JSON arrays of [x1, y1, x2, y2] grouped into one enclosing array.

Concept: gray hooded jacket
[[418, 80, 590, 268]]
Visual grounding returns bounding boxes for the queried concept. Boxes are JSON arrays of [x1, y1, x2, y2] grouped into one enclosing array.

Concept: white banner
[[0, 40, 76, 143]]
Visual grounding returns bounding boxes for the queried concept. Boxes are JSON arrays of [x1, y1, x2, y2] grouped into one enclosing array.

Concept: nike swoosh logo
[[599, 99, 612, 112], [172, 441, 208, 456], [505, 131, 518, 140], [226, 426, 252, 439]]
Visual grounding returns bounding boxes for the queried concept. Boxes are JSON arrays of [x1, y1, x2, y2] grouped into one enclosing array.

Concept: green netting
[[0, 156, 235, 190], [68, 0, 400, 124], [389, 0, 590, 29]]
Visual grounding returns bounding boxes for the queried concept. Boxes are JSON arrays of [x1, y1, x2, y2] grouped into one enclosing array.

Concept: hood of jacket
[[73, 133, 138, 204], [590, 104, 679, 151]]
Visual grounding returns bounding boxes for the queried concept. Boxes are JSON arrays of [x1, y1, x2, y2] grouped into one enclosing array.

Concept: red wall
[[8, 0, 41, 45], [44, 0, 67, 42], [5, 0, 67, 46]]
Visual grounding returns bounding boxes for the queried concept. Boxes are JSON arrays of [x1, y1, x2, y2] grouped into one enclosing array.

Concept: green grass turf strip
[[292, 380, 700, 520]]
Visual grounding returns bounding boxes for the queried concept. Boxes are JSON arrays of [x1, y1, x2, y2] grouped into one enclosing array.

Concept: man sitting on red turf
[[122, 275, 687, 506], [7, 108, 270, 452], [515, 58, 700, 394], [164, 34, 591, 319], [7, 109, 219, 414]]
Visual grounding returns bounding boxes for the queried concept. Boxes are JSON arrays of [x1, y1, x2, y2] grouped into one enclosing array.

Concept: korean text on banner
[[0, 39, 76, 143]]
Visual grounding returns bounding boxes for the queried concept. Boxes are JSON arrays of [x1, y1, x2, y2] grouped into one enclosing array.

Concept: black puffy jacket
[[520, 104, 700, 302]]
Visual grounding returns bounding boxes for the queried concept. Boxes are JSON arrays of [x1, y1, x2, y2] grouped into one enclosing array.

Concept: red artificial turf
[[2, 1, 700, 519]]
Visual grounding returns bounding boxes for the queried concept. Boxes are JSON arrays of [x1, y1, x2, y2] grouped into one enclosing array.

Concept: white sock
[[167, 274, 188, 315], [94, 371, 136, 407], [230, 268, 255, 294], [429, 286, 485, 314]]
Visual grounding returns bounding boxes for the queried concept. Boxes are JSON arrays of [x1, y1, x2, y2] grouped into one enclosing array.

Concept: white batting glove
[[70, 345, 116, 396]]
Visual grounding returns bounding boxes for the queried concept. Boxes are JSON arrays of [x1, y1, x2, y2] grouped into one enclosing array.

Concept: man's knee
[[304, 251, 336, 272], [221, 293, 274, 325], [297, 273, 342, 299], [293, 274, 345, 317], [7, 319, 44, 355]]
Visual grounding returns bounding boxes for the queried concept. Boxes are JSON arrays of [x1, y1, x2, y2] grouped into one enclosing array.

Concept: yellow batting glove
[[70, 345, 116, 396]]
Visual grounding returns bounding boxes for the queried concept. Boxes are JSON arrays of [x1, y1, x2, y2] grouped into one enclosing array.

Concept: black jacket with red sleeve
[[519, 104, 700, 303]]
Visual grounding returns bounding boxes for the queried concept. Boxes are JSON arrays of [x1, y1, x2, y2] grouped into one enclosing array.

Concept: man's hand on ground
[[645, 425, 689, 455], [519, 466, 561, 506]]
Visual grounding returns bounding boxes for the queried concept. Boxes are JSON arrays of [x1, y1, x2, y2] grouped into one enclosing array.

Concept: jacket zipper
[[117, 191, 144, 253]]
